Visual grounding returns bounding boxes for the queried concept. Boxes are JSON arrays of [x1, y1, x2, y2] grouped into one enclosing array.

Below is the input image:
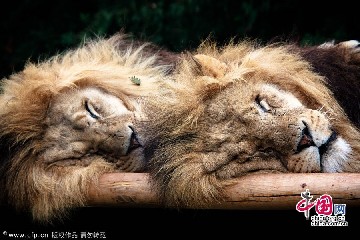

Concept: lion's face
[[188, 44, 360, 177], [41, 87, 144, 171], [205, 82, 351, 177]]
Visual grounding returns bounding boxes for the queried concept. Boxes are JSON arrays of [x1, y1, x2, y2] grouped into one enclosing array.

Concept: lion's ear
[[193, 54, 228, 78], [188, 54, 233, 100]]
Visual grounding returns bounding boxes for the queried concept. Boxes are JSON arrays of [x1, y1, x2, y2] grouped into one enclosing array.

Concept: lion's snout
[[296, 120, 316, 153], [286, 110, 337, 172], [298, 110, 334, 148], [296, 118, 337, 156], [98, 124, 140, 155], [126, 126, 142, 154]]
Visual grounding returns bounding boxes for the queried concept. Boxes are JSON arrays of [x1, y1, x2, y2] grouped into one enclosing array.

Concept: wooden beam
[[88, 173, 360, 209], [88, 173, 159, 207]]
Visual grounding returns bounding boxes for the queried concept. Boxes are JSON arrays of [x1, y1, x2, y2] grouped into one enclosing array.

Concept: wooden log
[[88, 173, 360, 209], [88, 173, 159, 207]]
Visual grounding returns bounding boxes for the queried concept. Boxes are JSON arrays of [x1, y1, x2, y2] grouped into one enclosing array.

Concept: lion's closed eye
[[85, 100, 101, 119], [255, 95, 271, 112]]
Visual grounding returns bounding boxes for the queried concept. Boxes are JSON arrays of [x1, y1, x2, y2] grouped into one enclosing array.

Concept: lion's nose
[[296, 121, 315, 152], [127, 126, 141, 154]]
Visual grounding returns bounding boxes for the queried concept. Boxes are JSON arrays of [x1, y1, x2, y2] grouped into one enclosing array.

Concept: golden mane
[[143, 40, 360, 208]]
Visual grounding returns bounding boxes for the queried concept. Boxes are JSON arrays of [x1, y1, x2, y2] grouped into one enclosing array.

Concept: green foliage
[[130, 76, 141, 86]]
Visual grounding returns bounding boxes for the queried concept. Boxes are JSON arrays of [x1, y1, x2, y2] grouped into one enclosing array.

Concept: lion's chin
[[320, 137, 352, 173]]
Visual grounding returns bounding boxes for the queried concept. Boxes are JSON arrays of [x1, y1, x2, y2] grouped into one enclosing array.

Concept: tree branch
[[88, 173, 360, 209]]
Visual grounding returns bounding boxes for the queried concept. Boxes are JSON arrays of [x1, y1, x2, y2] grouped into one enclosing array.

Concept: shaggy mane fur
[[0, 33, 179, 223], [143, 39, 360, 208]]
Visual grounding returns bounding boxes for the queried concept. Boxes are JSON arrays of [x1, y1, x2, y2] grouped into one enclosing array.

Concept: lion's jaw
[[41, 87, 146, 172]]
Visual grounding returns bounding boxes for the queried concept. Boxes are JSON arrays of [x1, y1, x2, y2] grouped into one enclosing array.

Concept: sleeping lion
[[1, 34, 359, 223], [143, 39, 360, 208], [0, 33, 178, 222]]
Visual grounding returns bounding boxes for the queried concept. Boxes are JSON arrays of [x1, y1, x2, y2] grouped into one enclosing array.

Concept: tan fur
[[144, 40, 360, 208], [0, 33, 177, 223]]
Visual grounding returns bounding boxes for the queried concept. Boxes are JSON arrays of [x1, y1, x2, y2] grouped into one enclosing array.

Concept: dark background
[[1, 0, 359, 237], [1, 0, 360, 79]]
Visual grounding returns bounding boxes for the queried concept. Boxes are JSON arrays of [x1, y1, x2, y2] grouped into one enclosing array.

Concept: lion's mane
[[0, 33, 178, 223], [143, 39, 360, 208]]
